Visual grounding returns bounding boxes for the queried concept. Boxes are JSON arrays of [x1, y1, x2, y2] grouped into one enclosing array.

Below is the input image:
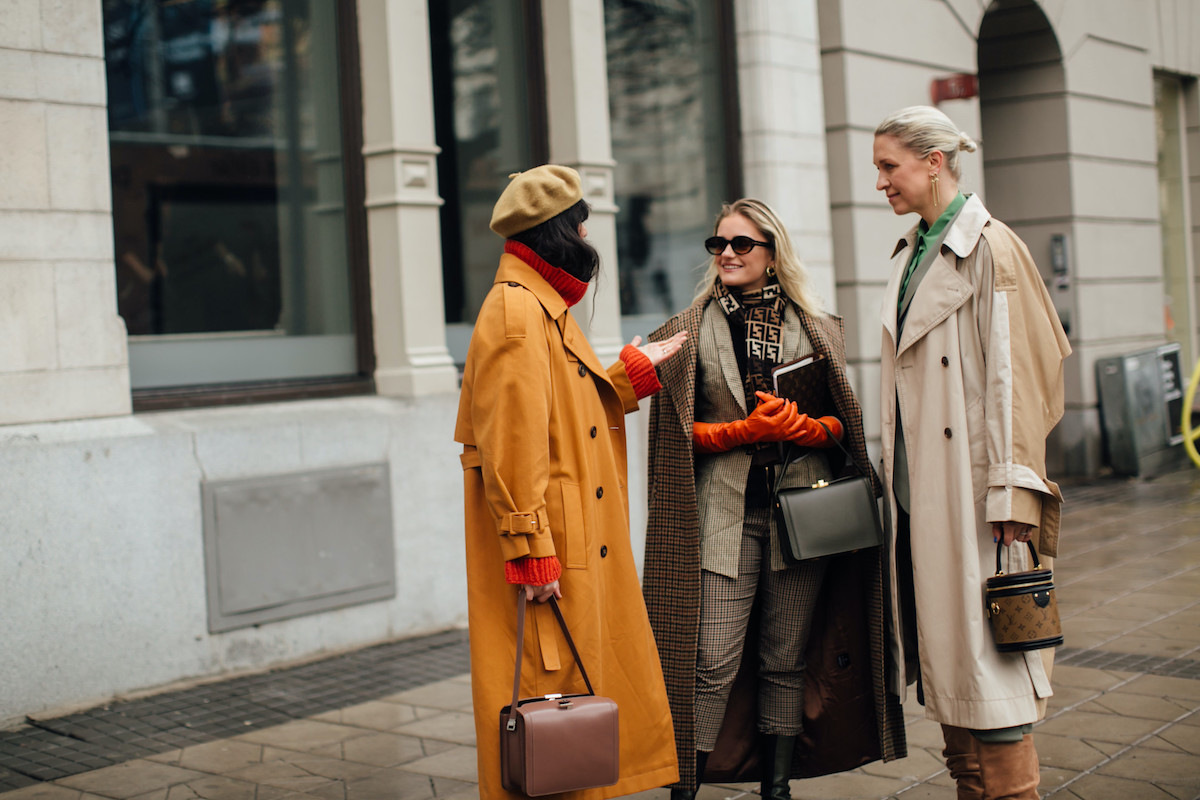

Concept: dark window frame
[[130, 0, 374, 412]]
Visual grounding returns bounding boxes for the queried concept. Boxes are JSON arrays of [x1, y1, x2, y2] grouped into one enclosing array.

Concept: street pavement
[[0, 466, 1197, 800]]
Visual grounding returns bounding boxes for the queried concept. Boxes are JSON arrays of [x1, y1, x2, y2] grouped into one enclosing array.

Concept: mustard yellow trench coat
[[454, 253, 679, 799]]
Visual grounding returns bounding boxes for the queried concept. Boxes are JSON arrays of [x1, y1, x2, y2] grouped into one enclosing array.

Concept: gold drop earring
[[931, 172, 940, 209]]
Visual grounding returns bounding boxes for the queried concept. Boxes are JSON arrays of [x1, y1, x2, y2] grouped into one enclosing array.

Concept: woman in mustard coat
[[454, 165, 686, 799]]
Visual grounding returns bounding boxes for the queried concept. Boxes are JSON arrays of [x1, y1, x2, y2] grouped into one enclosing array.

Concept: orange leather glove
[[693, 391, 807, 453], [790, 414, 844, 447]]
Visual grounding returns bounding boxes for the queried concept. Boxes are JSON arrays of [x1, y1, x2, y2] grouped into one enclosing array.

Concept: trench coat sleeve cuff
[[497, 509, 557, 561], [504, 556, 563, 585], [607, 360, 642, 414], [986, 486, 1043, 528], [619, 344, 662, 400]]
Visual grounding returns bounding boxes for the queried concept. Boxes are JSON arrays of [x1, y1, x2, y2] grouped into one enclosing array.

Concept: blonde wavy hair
[[693, 198, 825, 317]]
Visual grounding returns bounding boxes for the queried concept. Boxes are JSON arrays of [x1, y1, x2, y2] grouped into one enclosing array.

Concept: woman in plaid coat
[[644, 199, 906, 800]]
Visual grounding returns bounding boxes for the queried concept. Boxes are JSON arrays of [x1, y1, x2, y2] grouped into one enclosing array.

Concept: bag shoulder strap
[[506, 593, 596, 729]]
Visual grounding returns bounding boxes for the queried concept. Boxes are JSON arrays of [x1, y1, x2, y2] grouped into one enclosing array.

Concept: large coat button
[[941, 356, 949, 367], [944, 428, 953, 438], [596, 486, 604, 499], [590, 426, 598, 438], [600, 545, 608, 558], [578, 364, 587, 377]]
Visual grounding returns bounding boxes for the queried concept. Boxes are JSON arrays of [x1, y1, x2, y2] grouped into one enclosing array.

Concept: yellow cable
[[1183, 357, 1200, 469]]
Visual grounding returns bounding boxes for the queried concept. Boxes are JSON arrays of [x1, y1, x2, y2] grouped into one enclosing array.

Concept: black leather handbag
[[772, 422, 882, 563]]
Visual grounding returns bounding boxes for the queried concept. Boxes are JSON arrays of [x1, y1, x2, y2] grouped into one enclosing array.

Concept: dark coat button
[[590, 426, 598, 438], [507, 281, 519, 287], [600, 545, 608, 557], [596, 486, 604, 499], [941, 356, 949, 366], [944, 428, 953, 438], [578, 364, 587, 377]]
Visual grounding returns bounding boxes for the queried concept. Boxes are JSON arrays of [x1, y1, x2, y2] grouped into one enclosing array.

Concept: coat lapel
[[895, 254, 972, 357], [654, 303, 704, 436]]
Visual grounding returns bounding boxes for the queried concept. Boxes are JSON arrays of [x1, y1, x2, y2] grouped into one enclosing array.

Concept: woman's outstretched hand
[[632, 331, 688, 367]]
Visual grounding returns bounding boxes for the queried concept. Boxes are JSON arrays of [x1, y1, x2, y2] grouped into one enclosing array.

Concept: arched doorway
[[977, 0, 1081, 472]]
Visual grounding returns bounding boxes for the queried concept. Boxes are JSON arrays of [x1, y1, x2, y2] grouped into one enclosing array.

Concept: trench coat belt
[[460, 445, 563, 671]]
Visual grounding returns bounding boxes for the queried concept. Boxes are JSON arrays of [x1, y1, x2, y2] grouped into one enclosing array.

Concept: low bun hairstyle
[[875, 105, 978, 180]]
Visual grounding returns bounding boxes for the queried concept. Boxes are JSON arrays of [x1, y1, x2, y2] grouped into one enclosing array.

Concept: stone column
[[540, 0, 623, 361], [357, 0, 458, 397], [0, 0, 131, 424]]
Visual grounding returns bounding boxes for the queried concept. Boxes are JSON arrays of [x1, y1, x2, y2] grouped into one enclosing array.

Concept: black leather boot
[[759, 735, 796, 800], [669, 750, 708, 800]]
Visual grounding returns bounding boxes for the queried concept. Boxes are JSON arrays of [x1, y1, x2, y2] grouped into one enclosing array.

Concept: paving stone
[[1030, 733, 1108, 772], [1117, 674, 1200, 701], [310, 702, 416, 732], [161, 775, 258, 800], [857, 746, 943, 782], [392, 712, 476, 747], [341, 768, 434, 800], [1079, 689, 1198, 721], [232, 722, 369, 754], [1050, 666, 1134, 692], [1065, 772, 1178, 799], [220, 761, 336, 794], [164, 741, 264, 775], [56, 761, 207, 799], [0, 785, 85, 800], [391, 746, 477, 783], [338, 734, 425, 768], [1037, 709, 1162, 745], [1154, 722, 1200, 754], [1096, 746, 1200, 789], [379, 682, 474, 713]]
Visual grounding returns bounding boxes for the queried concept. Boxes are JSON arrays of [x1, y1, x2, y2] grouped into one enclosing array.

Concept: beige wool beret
[[489, 165, 583, 238]]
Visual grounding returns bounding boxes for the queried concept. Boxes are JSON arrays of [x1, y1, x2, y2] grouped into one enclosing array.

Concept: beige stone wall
[[818, 0, 1200, 474], [0, 0, 130, 424]]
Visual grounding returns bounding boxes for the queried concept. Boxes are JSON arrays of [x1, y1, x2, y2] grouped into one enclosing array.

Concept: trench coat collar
[[884, 195, 991, 356], [494, 253, 610, 385]]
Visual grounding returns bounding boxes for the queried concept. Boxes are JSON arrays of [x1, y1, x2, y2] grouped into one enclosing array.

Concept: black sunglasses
[[704, 235, 773, 256]]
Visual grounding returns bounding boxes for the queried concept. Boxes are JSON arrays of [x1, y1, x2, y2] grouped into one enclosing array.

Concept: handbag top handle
[[506, 593, 597, 730], [772, 417, 863, 497], [994, 538, 1043, 576]]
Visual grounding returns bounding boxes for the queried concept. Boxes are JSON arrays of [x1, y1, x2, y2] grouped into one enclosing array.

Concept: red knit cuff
[[620, 344, 662, 400], [505, 556, 563, 585]]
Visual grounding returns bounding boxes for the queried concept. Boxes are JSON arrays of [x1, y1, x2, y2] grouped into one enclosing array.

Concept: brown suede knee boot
[[940, 724, 984, 800], [976, 733, 1039, 800]]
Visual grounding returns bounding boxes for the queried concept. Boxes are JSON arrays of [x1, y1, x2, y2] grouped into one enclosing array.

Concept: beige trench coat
[[879, 194, 1071, 730], [455, 253, 679, 799]]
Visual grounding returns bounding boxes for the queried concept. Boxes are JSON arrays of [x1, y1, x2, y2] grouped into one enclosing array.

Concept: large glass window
[[103, 0, 366, 394], [605, 0, 737, 333], [431, 0, 546, 358]]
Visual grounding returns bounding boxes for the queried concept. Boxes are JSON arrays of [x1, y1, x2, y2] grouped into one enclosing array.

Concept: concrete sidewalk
[[1, 467, 1197, 800]]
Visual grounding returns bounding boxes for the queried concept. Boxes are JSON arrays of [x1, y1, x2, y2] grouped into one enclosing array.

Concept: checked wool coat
[[645, 293, 906, 791]]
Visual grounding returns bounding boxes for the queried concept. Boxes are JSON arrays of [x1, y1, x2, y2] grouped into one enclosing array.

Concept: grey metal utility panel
[[202, 463, 396, 633], [1096, 344, 1185, 479]]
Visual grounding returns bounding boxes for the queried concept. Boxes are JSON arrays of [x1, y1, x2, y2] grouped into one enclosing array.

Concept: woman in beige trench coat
[[873, 107, 1071, 799], [454, 165, 686, 799]]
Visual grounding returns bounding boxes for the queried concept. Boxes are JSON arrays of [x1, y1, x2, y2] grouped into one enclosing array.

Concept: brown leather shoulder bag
[[499, 593, 619, 796]]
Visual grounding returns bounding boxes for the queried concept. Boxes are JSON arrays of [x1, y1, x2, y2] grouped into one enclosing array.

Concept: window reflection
[[431, 0, 540, 326], [605, 0, 732, 321], [104, 0, 352, 349]]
